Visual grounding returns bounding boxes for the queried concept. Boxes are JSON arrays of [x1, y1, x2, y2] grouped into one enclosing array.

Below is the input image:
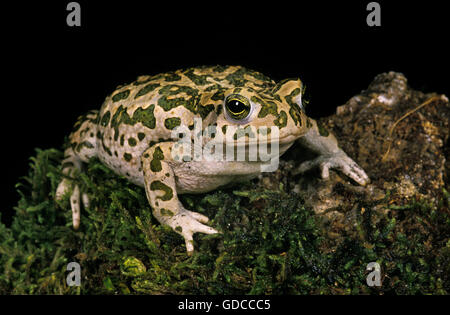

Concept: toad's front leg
[[141, 142, 219, 255], [293, 119, 369, 186]]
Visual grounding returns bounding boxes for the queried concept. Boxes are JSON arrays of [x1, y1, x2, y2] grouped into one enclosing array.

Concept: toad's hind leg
[[141, 142, 219, 255], [56, 110, 99, 229]]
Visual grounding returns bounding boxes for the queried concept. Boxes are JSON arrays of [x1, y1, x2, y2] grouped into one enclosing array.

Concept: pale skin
[[56, 66, 369, 255]]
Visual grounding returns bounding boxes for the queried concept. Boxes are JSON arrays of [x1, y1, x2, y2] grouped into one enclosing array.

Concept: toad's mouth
[[171, 134, 299, 163], [214, 134, 301, 147], [201, 134, 299, 158]]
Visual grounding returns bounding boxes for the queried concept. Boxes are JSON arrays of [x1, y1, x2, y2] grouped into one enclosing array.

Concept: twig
[[381, 95, 445, 162]]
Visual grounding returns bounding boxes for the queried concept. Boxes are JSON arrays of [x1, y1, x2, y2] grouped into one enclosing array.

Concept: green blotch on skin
[[150, 147, 164, 172], [184, 69, 211, 85], [205, 83, 223, 92], [257, 127, 271, 135], [164, 117, 181, 130], [123, 153, 132, 162], [215, 104, 223, 116], [133, 106, 157, 128], [271, 78, 291, 94], [225, 67, 273, 88], [96, 131, 111, 156], [252, 96, 278, 118], [112, 90, 130, 102], [274, 111, 288, 128], [212, 65, 227, 72], [150, 180, 173, 201], [128, 137, 137, 147], [134, 83, 160, 99], [306, 118, 313, 128], [79, 127, 90, 138], [102, 143, 112, 156], [95, 130, 109, 156], [138, 133, 146, 141], [72, 111, 99, 133], [164, 72, 182, 82], [284, 87, 303, 126], [157, 85, 214, 119], [88, 109, 100, 123], [225, 68, 248, 87], [160, 208, 174, 217], [120, 134, 125, 146], [233, 87, 242, 94], [110, 104, 156, 141], [317, 121, 330, 137], [289, 107, 302, 127], [100, 111, 111, 127], [76, 141, 94, 153], [246, 68, 273, 82], [222, 125, 227, 134], [211, 89, 226, 101], [198, 104, 215, 119], [273, 94, 282, 102], [157, 85, 199, 113], [175, 226, 182, 233]]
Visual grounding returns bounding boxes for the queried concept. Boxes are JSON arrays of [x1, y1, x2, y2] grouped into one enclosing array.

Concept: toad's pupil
[[228, 100, 246, 113]]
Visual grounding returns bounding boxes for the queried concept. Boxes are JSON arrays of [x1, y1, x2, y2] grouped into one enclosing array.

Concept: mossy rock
[[0, 147, 448, 294]]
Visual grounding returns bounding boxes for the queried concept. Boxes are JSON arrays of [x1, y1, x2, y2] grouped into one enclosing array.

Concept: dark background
[[1, 1, 448, 225]]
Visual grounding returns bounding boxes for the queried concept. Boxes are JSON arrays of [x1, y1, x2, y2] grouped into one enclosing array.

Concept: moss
[[0, 148, 449, 294], [121, 257, 147, 277]]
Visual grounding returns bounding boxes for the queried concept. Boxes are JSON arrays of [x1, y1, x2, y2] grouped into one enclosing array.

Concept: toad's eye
[[225, 94, 251, 121]]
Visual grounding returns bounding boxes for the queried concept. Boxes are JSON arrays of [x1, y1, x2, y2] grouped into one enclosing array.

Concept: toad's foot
[[293, 153, 369, 186], [166, 209, 219, 255], [56, 178, 90, 230], [56, 144, 93, 230]]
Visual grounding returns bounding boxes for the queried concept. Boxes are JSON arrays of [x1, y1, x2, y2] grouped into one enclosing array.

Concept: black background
[[1, 1, 448, 226]]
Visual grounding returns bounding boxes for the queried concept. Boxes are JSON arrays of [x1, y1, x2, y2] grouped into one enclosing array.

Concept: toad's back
[[69, 65, 276, 183], [100, 65, 276, 118]]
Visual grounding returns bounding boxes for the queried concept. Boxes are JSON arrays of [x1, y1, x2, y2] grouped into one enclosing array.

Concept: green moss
[[0, 148, 448, 294], [121, 257, 147, 277]]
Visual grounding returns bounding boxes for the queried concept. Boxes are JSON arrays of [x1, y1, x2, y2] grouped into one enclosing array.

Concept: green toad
[[56, 65, 369, 254]]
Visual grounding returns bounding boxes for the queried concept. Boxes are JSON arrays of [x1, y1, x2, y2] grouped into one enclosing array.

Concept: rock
[[286, 72, 449, 237]]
